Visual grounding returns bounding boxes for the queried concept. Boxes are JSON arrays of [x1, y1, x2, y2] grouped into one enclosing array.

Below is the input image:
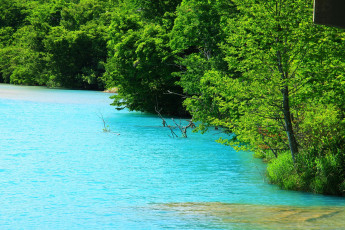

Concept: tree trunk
[[282, 85, 298, 164], [276, 48, 299, 164]]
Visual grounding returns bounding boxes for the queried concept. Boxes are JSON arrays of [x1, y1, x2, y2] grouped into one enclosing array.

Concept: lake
[[0, 84, 345, 229]]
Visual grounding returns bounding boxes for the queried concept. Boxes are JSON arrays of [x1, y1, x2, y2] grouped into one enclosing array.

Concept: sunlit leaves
[[0, 0, 111, 89], [105, 0, 186, 116]]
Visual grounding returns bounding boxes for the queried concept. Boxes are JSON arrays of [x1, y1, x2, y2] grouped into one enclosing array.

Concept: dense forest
[[1, 0, 345, 196]]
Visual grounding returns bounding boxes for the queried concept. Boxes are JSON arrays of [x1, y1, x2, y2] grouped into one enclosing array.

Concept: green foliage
[[123, 0, 181, 22], [170, 0, 235, 123], [311, 153, 343, 195], [169, 0, 345, 195], [0, 47, 49, 85], [44, 23, 108, 89], [105, 0, 186, 116], [298, 103, 344, 154], [268, 149, 345, 196], [0, 0, 112, 89], [267, 152, 304, 190], [0, 0, 27, 30]]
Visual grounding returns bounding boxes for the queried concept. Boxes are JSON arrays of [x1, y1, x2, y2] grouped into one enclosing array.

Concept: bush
[[311, 152, 344, 195], [267, 152, 304, 190], [267, 149, 345, 196]]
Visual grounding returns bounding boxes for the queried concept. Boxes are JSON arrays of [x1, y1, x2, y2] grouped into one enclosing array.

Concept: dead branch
[[155, 106, 195, 138], [97, 112, 120, 135], [155, 107, 178, 138], [172, 118, 195, 138], [97, 112, 111, 132], [165, 90, 189, 99]]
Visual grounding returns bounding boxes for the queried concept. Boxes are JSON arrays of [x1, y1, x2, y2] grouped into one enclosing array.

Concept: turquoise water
[[0, 84, 345, 229]]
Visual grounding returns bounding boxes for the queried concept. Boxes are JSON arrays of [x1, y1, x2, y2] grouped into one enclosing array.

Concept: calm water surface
[[0, 84, 345, 229]]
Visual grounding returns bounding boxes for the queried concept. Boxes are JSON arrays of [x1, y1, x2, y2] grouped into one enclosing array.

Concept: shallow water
[[0, 84, 344, 229], [156, 202, 345, 229]]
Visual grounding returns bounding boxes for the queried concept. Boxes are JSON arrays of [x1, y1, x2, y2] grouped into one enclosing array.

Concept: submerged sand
[[154, 202, 345, 229]]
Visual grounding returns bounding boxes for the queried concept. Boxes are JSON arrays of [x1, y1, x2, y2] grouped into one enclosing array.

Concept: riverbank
[[103, 87, 118, 93]]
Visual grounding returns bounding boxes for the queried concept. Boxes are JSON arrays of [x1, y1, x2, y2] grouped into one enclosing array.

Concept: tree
[[177, 0, 345, 162], [0, 0, 113, 89], [172, 0, 345, 194], [105, 0, 186, 116], [222, 0, 345, 162], [169, 0, 236, 126], [0, 0, 28, 82]]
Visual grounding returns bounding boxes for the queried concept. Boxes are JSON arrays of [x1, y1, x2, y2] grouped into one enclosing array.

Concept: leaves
[[0, 0, 111, 89], [105, 0, 186, 116]]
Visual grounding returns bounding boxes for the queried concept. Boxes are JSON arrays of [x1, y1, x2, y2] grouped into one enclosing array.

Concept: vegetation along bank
[[1, 0, 345, 195]]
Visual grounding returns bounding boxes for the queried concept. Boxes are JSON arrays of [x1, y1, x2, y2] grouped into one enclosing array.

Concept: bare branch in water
[[97, 112, 120, 135], [155, 107, 195, 138], [155, 107, 179, 138]]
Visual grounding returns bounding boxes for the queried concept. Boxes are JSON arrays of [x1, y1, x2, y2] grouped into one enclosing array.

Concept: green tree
[[181, 0, 345, 194], [170, 0, 236, 127], [123, 0, 181, 22], [221, 0, 345, 162], [42, 0, 111, 88], [0, 0, 113, 89], [105, 0, 186, 115], [0, 0, 28, 82]]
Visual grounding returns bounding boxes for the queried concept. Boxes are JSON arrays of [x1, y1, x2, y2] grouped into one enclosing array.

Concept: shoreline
[[103, 87, 118, 93]]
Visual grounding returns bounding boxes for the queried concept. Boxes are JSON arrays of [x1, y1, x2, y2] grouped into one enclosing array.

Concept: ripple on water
[[1, 84, 345, 229]]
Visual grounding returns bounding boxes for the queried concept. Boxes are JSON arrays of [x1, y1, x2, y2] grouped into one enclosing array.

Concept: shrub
[[267, 149, 345, 196], [311, 153, 344, 195], [267, 152, 304, 190]]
